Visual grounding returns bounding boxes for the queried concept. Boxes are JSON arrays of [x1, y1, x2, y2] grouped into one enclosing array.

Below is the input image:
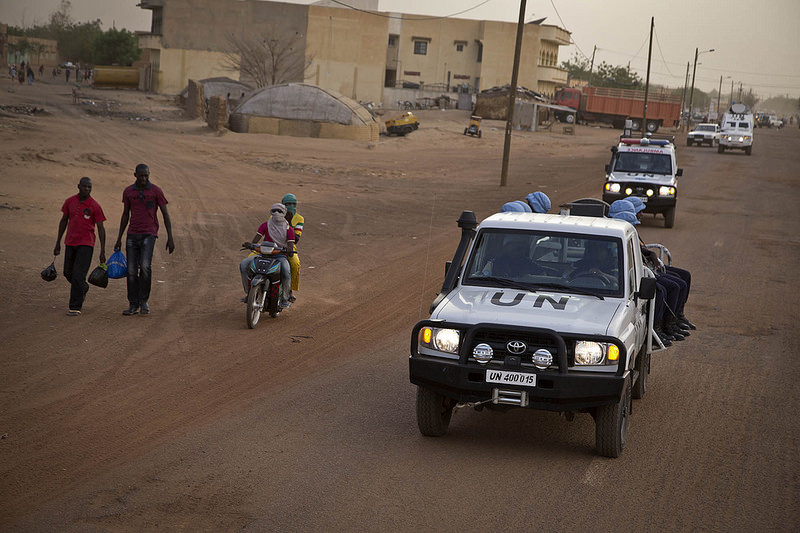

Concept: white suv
[[687, 123, 720, 147]]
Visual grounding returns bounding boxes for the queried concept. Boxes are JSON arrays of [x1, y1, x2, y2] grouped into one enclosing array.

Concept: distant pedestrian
[[38, 64, 43, 77], [114, 164, 175, 316], [65, 67, 70, 83], [26, 65, 34, 84], [53, 177, 107, 316]]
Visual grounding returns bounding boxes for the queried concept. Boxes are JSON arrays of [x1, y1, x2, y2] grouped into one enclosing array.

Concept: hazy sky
[[2, 0, 798, 98]]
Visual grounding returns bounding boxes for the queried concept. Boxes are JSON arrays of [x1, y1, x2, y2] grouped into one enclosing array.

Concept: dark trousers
[[656, 273, 682, 322], [64, 245, 93, 311], [126, 234, 156, 307], [666, 266, 691, 307]]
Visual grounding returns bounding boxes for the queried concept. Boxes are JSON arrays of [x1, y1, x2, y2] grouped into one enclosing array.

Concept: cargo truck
[[553, 86, 681, 133]]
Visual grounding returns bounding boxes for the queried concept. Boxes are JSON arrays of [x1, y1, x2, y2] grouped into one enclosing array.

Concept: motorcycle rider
[[281, 193, 304, 303], [240, 203, 295, 308]]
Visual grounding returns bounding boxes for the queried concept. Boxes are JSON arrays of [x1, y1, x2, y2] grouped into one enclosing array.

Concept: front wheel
[[664, 206, 676, 228], [246, 284, 264, 329], [630, 119, 642, 131], [416, 386, 453, 437], [646, 120, 659, 133], [565, 114, 575, 124], [595, 377, 631, 458], [718, 144, 725, 154]]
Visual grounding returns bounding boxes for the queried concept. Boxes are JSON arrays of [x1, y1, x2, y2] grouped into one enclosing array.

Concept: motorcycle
[[241, 241, 290, 329]]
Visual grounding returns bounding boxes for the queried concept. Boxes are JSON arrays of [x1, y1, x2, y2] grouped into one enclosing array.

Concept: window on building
[[388, 35, 397, 47], [414, 41, 427, 55], [476, 42, 483, 62], [151, 7, 163, 35], [456, 44, 464, 52]]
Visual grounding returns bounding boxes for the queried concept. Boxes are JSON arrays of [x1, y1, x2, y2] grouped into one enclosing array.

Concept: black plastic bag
[[41, 260, 57, 282], [88, 264, 108, 288]]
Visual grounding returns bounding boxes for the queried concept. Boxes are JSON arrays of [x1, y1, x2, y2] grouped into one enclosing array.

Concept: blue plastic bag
[[106, 249, 127, 279]]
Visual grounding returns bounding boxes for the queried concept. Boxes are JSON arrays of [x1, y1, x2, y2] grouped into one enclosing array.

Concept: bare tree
[[223, 29, 313, 88]]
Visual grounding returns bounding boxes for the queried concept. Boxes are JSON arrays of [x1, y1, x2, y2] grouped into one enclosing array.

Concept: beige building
[[137, 0, 569, 102]]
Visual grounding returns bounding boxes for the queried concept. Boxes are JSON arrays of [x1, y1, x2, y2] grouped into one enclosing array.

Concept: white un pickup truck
[[409, 202, 660, 457]]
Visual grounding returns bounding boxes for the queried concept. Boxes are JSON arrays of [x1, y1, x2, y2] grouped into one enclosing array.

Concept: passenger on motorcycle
[[239, 203, 295, 307], [281, 193, 304, 303]]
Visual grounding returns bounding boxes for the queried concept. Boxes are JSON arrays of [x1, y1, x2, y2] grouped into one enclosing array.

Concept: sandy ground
[[1, 77, 799, 531]]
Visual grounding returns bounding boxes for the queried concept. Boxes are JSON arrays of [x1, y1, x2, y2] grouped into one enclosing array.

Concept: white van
[[719, 103, 754, 155]]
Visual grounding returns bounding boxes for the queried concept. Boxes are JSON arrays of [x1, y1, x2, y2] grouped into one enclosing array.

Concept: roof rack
[[619, 132, 676, 144]]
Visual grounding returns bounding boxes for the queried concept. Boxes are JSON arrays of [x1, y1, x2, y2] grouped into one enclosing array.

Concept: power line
[[549, 0, 589, 60], [326, 0, 493, 20]]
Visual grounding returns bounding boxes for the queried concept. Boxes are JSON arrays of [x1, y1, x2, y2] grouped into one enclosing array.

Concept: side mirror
[[636, 277, 657, 300], [444, 261, 452, 277], [676, 168, 683, 177]]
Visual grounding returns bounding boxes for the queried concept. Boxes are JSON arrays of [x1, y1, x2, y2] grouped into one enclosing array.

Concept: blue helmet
[[627, 196, 646, 213], [501, 200, 532, 213], [608, 199, 639, 225], [526, 191, 551, 214]]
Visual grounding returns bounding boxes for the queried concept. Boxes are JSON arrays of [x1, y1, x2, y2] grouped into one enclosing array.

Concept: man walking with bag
[[114, 164, 175, 316], [54, 177, 107, 316]]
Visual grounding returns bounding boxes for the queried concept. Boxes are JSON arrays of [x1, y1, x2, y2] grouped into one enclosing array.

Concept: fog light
[[532, 349, 553, 370], [473, 343, 493, 364], [646, 189, 654, 197], [625, 187, 633, 195]]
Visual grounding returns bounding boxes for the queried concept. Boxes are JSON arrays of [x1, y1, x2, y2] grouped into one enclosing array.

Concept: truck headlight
[[605, 183, 621, 193], [645, 189, 654, 197], [574, 341, 619, 365], [420, 327, 460, 354], [658, 186, 675, 196], [738, 136, 744, 142]]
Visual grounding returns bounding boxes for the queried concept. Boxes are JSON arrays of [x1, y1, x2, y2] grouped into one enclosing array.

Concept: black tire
[[402, 125, 413, 135], [718, 144, 725, 154], [565, 114, 575, 124], [630, 119, 642, 131], [478, 130, 482, 138], [595, 377, 631, 458], [416, 386, 453, 437], [246, 284, 263, 329], [664, 207, 676, 228], [646, 120, 658, 133], [745, 146, 752, 156], [632, 349, 649, 400], [464, 128, 468, 135]]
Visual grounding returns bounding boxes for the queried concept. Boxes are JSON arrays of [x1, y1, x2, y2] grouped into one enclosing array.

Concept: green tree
[[59, 20, 103, 63], [93, 28, 141, 66], [560, 53, 643, 89]]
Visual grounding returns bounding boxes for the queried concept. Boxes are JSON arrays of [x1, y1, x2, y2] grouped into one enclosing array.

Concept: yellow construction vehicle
[[464, 115, 482, 137], [385, 112, 420, 136]]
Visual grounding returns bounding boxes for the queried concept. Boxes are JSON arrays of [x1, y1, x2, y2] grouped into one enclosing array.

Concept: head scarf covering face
[[281, 193, 297, 215], [608, 200, 640, 225], [526, 191, 551, 213], [627, 196, 646, 213], [267, 203, 289, 248], [501, 200, 532, 213]]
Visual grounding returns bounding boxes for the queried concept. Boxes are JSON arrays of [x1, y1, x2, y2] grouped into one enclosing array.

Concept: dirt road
[[1, 80, 798, 531]]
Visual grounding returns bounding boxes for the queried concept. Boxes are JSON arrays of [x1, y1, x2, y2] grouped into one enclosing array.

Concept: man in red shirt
[[54, 177, 107, 315], [114, 164, 175, 316]]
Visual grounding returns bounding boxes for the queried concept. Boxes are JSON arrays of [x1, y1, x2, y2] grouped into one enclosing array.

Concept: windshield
[[463, 229, 623, 297], [612, 151, 672, 175], [696, 125, 715, 132]]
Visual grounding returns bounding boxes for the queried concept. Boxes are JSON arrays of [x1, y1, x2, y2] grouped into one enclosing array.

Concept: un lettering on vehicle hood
[[432, 287, 624, 336]]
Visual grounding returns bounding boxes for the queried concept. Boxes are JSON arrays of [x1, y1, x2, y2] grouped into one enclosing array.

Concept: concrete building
[[136, 0, 569, 104]]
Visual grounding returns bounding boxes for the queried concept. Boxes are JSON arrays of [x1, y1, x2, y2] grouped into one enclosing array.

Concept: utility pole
[[688, 48, 699, 130], [681, 62, 689, 129], [500, 0, 526, 187], [716, 75, 722, 119], [588, 45, 596, 85], [738, 82, 742, 101], [641, 17, 653, 134], [729, 78, 734, 109]]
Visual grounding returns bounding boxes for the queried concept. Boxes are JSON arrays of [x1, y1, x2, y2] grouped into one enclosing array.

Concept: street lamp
[[687, 47, 714, 127]]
